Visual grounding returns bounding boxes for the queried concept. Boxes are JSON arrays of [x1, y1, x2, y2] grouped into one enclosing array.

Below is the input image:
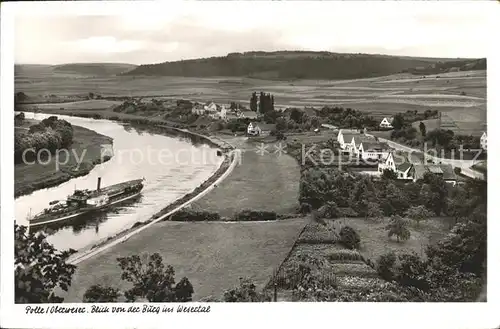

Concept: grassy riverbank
[[14, 119, 113, 198], [63, 216, 309, 302]]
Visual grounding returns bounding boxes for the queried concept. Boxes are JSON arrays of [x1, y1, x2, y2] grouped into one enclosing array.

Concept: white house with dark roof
[[378, 152, 413, 179], [247, 122, 277, 136], [239, 111, 258, 120], [337, 129, 363, 151], [357, 141, 391, 161], [379, 117, 394, 129], [480, 131, 487, 151]]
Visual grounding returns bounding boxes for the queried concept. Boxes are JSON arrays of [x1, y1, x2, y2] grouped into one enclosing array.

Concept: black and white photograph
[[0, 1, 497, 328]]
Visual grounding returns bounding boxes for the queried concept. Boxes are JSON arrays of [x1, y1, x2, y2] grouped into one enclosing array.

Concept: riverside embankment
[[16, 112, 230, 252]]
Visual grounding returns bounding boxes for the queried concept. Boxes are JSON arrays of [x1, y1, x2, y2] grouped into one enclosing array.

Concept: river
[[15, 112, 224, 251]]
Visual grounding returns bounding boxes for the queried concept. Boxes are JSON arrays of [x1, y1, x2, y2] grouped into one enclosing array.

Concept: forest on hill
[[122, 51, 485, 80]]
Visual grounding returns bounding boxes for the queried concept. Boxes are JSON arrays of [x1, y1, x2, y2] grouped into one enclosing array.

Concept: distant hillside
[[402, 58, 486, 75], [122, 51, 485, 80], [52, 63, 137, 76]]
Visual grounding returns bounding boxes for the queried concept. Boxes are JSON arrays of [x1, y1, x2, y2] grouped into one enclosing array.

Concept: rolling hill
[[122, 51, 485, 80], [52, 63, 137, 76], [15, 63, 137, 77]]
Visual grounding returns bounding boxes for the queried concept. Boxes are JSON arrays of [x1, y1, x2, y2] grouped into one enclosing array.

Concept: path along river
[[15, 112, 223, 251]]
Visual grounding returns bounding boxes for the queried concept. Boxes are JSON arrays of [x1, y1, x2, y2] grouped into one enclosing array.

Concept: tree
[[404, 205, 433, 226], [250, 92, 258, 112], [339, 226, 361, 250], [426, 212, 486, 276], [395, 253, 429, 290], [290, 108, 304, 124], [15, 224, 76, 303], [392, 114, 405, 130], [382, 169, 398, 180], [366, 202, 384, 221], [83, 285, 120, 302], [116, 253, 194, 302], [376, 252, 397, 282], [386, 215, 411, 243], [419, 121, 426, 137], [421, 173, 448, 215]]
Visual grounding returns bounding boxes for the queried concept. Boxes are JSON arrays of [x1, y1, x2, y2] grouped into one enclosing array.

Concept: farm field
[[16, 68, 486, 136], [16, 69, 485, 108], [29, 99, 123, 110], [190, 137, 301, 217], [62, 217, 309, 302], [274, 216, 452, 301]]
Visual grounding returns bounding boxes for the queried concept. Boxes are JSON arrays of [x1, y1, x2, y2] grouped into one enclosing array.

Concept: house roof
[[360, 141, 390, 151], [382, 117, 394, 123], [255, 123, 276, 131], [396, 162, 412, 172], [439, 164, 457, 181], [353, 135, 374, 146], [413, 164, 457, 181]]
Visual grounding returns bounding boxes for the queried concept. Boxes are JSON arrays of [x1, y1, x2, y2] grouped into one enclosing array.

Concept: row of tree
[[250, 92, 275, 114], [14, 116, 74, 164], [300, 165, 483, 222]]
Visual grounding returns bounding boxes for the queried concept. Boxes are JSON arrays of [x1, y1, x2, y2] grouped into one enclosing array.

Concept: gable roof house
[[337, 129, 363, 151], [204, 102, 218, 112], [357, 141, 391, 161], [239, 111, 258, 120], [247, 122, 276, 136], [378, 152, 414, 180], [411, 163, 458, 186], [379, 117, 394, 129], [480, 131, 487, 151], [191, 104, 206, 115]]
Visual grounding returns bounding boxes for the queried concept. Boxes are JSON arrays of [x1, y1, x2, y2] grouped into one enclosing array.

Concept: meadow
[[62, 217, 308, 302], [190, 137, 301, 217]]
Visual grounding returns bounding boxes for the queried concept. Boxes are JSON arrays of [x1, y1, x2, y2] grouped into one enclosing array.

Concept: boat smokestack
[[97, 177, 102, 191]]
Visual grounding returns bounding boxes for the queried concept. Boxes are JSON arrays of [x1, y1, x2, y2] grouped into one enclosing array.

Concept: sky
[[13, 1, 492, 65]]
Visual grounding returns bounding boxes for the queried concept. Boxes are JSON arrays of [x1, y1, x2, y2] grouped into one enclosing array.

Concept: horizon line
[[14, 49, 484, 67]]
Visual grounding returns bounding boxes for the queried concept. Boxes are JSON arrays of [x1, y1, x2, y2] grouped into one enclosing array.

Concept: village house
[[480, 131, 487, 151], [378, 152, 413, 179], [378, 153, 457, 185], [337, 129, 363, 151], [204, 101, 218, 112], [379, 117, 394, 129], [247, 122, 276, 136], [412, 164, 458, 186], [357, 141, 391, 161], [209, 106, 227, 120], [191, 104, 206, 115], [239, 111, 258, 120]]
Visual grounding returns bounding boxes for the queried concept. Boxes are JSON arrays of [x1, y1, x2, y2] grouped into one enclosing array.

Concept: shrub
[[169, 209, 221, 222], [339, 226, 361, 250], [83, 285, 120, 302], [376, 252, 397, 282], [223, 278, 271, 302], [299, 202, 312, 214], [235, 209, 277, 221], [297, 222, 337, 244]]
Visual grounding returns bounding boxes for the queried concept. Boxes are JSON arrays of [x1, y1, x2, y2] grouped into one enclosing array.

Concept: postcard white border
[[1, 1, 499, 329]]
